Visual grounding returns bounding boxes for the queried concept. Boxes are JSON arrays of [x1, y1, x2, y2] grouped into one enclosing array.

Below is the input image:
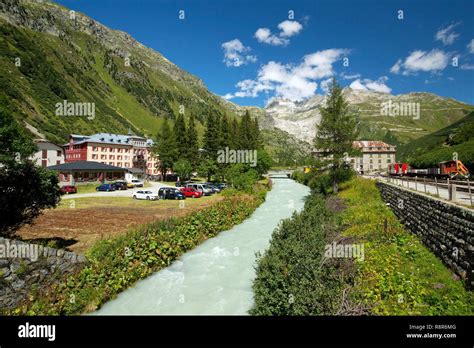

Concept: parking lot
[[18, 182, 224, 253]]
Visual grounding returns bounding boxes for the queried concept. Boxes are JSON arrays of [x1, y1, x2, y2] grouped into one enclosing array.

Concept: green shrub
[[250, 194, 346, 315]]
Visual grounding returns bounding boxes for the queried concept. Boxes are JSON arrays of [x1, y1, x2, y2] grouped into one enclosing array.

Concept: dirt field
[[17, 195, 224, 254]]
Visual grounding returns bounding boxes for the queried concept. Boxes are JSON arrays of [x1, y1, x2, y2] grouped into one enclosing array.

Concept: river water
[[93, 178, 309, 315]]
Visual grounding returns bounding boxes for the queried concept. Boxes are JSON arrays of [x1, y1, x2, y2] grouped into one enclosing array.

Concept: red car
[[60, 185, 77, 195], [179, 187, 202, 198]]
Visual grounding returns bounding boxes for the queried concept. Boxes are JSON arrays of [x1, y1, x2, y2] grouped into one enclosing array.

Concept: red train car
[[388, 162, 409, 176]]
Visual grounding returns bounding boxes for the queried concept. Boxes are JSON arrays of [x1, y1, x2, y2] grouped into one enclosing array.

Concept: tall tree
[[0, 105, 60, 237], [314, 78, 358, 193], [185, 114, 199, 169], [153, 119, 177, 180], [219, 114, 231, 149], [239, 110, 253, 149], [203, 113, 219, 159], [201, 113, 220, 181], [252, 116, 262, 149], [173, 113, 187, 158], [230, 117, 239, 149]]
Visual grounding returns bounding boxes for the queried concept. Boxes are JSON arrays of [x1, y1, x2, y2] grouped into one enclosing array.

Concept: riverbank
[[93, 177, 309, 315], [7, 184, 268, 315], [251, 177, 473, 315]]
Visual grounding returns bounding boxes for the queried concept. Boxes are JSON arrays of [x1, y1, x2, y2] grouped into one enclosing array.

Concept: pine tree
[[185, 114, 199, 169], [203, 113, 219, 159], [314, 77, 358, 193], [252, 116, 262, 149], [230, 118, 239, 149], [239, 110, 253, 149], [173, 113, 187, 158], [153, 119, 177, 180], [220, 114, 231, 149]]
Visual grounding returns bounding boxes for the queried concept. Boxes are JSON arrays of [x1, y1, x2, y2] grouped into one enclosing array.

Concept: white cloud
[[467, 39, 474, 54], [349, 79, 367, 91], [435, 23, 460, 45], [349, 76, 391, 93], [278, 20, 303, 37], [254, 20, 303, 46], [390, 49, 450, 75], [254, 27, 289, 46], [390, 59, 402, 74], [221, 39, 257, 67], [225, 49, 348, 101]]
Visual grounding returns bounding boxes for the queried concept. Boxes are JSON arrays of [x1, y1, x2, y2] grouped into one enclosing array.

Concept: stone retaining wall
[[376, 181, 474, 289], [0, 238, 86, 310]]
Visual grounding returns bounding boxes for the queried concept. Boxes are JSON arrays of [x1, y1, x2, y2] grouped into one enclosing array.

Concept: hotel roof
[[47, 161, 127, 172], [66, 133, 154, 147]]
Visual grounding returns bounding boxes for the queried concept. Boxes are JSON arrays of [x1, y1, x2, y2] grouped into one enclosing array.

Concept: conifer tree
[[203, 113, 219, 158], [153, 118, 177, 180], [220, 114, 231, 149], [230, 118, 239, 149], [314, 77, 358, 193], [173, 113, 187, 158], [185, 114, 199, 168], [239, 110, 253, 149]]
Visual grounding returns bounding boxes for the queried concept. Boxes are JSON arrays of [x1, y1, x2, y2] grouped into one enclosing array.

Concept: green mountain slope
[[0, 0, 236, 144], [346, 91, 474, 144], [397, 111, 474, 171]]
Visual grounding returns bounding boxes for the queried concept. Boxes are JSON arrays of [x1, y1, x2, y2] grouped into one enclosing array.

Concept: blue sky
[[57, 0, 474, 106]]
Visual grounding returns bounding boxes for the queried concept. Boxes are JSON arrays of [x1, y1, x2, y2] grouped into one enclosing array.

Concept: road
[[61, 181, 172, 200]]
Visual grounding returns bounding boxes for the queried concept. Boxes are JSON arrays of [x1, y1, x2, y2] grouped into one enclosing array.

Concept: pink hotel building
[[63, 133, 160, 176]]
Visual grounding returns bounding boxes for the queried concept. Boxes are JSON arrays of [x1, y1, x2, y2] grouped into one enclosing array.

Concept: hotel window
[[387, 159, 391, 163], [57, 150, 62, 157], [378, 159, 382, 163], [109, 155, 115, 160], [101, 155, 106, 159], [92, 147, 98, 152], [101, 147, 107, 152], [92, 154, 98, 159], [110, 148, 114, 152]]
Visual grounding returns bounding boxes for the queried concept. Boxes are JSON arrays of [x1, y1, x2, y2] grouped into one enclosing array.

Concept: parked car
[[129, 179, 144, 187], [133, 190, 159, 200], [112, 181, 128, 190], [215, 183, 227, 190], [158, 187, 185, 200], [179, 187, 202, 198], [96, 183, 116, 192], [185, 183, 213, 196], [204, 183, 221, 193], [60, 185, 77, 195]]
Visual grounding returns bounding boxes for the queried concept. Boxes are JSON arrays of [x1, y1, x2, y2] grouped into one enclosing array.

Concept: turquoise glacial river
[[93, 178, 309, 315]]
